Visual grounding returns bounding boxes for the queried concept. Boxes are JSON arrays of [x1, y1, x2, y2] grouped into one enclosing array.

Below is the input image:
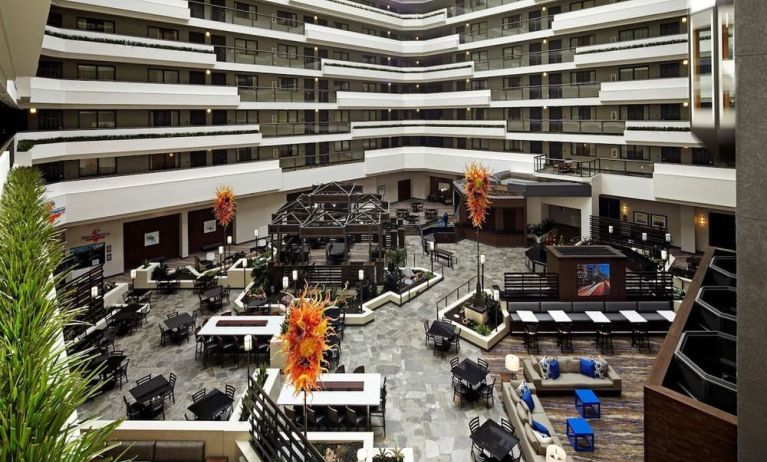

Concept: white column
[[180, 211, 189, 258], [680, 206, 696, 253]]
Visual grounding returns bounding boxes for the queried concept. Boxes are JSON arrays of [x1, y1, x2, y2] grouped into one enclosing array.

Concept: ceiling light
[[29, 108, 37, 114], [683, 59, 689, 65], [683, 102, 689, 107], [206, 108, 212, 113], [681, 17, 687, 23], [205, 31, 211, 37], [205, 69, 211, 75]]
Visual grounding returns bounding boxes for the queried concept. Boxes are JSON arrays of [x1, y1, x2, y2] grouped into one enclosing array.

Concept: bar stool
[[595, 324, 614, 355], [523, 323, 539, 354], [556, 323, 573, 353]]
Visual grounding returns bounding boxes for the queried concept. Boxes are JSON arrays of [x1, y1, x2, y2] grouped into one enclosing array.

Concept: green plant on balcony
[[0, 168, 120, 460], [576, 38, 688, 55], [45, 28, 213, 53]]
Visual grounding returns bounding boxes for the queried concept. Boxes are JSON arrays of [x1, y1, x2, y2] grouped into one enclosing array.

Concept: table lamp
[[545, 445, 566, 462], [505, 354, 520, 380], [356, 448, 367, 462]]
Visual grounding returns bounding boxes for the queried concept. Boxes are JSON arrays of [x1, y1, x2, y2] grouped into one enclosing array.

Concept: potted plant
[[372, 447, 405, 462]]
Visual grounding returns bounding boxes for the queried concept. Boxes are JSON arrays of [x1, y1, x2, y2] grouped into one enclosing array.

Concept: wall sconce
[[621, 204, 629, 215], [130, 269, 137, 280], [696, 214, 707, 226], [90, 286, 99, 298], [641, 232, 647, 241], [29, 108, 37, 114], [218, 245, 224, 255], [665, 233, 672, 243]]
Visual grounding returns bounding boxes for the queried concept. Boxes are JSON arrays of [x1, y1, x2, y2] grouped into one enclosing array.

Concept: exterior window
[[236, 74, 258, 87], [79, 110, 116, 128], [573, 107, 592, 120], [660, 21, 681, 36], [277, 111, 298, 123], [569, 35, 595, 47], [278, 44, 298, 59], [619, 66, 649, 81], [279, 77, 297, 89], [470, 138, 489, 150], [234, 2, 256, 19], [334, 81, 350, 91], [333, 51, 349, 61], [471, 80, 488, 90], [47, 12, 62, 27], [211, 110, 227, 125], [275, 11, 297, 27], [37, 61, 62, 78], [233, 38, 258, 63], [661, 104, 682, 120], [39, 110, 63, 130], [148, 69, 179, 84], [506, 108, 522, 120], [150, 110, 180, 127], [568, 1, 594, 11], [150, 153, 178, 170], [570, 71, 594, 83], [190, 151, 207, 167], [147, 27, 178, 41], [77, 64, 115, 80], [661, 147, 682, 163], [190, 110, 206, 126], [76, 17, 114, 33], [235, 110, 259, 124], [503, 15, 521, 31], [692, 148, 713, 165], [660, 62, 680, 78], [189, 70, 205, 85], [212, 150, 228, 165], [471, 50, 488, 64], [363, 139, 377, 149], [334, 111, 349, 122], [618, 27, 649, 41], [362, 28, 377, 36], [237, 147, 256, 162], [333, 141, 350, 151], [211, 72, 227, 85], [334, 22, 349, 31], [363, 110, 377, 121], [623, 145, 647, 160], [505, 140, 523, 152], [79, 157, 115, 176]]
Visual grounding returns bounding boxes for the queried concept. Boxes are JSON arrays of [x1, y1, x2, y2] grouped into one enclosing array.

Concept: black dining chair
[[123, 396, 145, 420], [192, 388, 206, 404], [164, 372, 176, 404], [136, 374, 152, 386], [285, 407, 302, 427], [327, 406, 348, 430], [203, 336, 220, 368], [501, 418, 515, 436], [433, 336, 446, 356], [353, 365, 365, 374], [479, 377, 496, 408], [450, 357, 460, 369], [335, 365, 346, 373], [424, 320, 434, 346], [452, 376, 470, 407], [222, 286, 231, 304], [369, 394, 387, 436], [523, 323, 539, 354], [596, 324, 614, 355], [477, 358, 489, 372], [146, 395, 165, 420], [158, 325, 170, 347], [225, 384, 236, 401], [306, 407, 327, 430], [557, 323, 574, 353], [344, 406, 367, 430], [166, 311, 179, 320], [469, 415, 480, 434], [114, 357, 129, 389], [450, 334, 461, 353], [214, 407, 232, 421]]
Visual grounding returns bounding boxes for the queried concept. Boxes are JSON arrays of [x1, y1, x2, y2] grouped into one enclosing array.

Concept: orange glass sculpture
[[464, 163, 492, 228], [213, 185, 236, 228], [280, 287, 333, 396]]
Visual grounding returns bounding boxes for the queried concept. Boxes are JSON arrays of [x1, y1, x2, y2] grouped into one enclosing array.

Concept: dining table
[[129, 375, 171, 403], [451, 358, 488, 389], [471, 419, 520, 460], [187, 388, 234, 421]]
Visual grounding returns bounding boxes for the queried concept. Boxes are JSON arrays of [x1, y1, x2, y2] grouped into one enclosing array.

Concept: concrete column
[[737, 1, 767, 458], [679, 206, 696, 253], [180, 211, 189, 258]]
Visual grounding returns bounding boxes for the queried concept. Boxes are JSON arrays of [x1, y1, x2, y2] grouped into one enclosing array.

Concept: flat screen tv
[[576, 263, 611, 297]]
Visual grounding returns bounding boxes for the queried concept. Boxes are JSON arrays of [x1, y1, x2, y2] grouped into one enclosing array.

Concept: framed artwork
[[203, 219, 217, 234], [651, 214, 668, 229], [106, 253, 112, 261], [633, 211, 649, 226], [377, 185, 386, 197], [144, 231, 160, 247], [106, 244, 112, 252]]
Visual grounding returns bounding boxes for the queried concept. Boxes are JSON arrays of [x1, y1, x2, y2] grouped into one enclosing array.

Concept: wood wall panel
[[122, 214, 180, 269]]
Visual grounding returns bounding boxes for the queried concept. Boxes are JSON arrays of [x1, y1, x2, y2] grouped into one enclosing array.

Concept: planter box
[[132, 262, 228, 290], [438, 290, 510, 351], [103, 282, 129, 307], [230, 368, 280, 422], [367, 448, 415, 462], [269, 336, 286, 370]]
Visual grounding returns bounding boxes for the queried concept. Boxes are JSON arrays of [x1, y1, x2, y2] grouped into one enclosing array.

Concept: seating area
[[522, 356, 622, 395], [99, 440, 204, 462]]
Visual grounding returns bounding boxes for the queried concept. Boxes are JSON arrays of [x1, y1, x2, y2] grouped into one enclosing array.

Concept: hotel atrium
[[0, 0, 756, 461]]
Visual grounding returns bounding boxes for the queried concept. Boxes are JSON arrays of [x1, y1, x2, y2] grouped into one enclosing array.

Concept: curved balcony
[[624, 121, 701, 147], [188, 0, 304, 34], [258, 122, 350, 138], [336, 90, 491, 109], [55, 0, 191, 22], [352, 120, 507, 139], [574, 34, 689, 68], [474, 48, 575, 74], [290, 0, 447, 30], [688, 287, 736, 336], [321, 60, 474, 83], [460, 16, 554, 43], [507, 119, 625, 135], [492, 82, 600, 101], [42, 26, 216, 68]]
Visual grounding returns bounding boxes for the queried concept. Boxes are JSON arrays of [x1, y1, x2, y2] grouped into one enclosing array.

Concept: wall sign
[[144, 231, 160, 247], [203, 219, 217, 234], [82, 228, 109, 243]]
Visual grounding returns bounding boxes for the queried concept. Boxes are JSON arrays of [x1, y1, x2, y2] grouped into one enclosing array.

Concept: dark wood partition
[[188, 208, 226, 253], [123, 214, 180, 269], [546, 245, 627, 301]]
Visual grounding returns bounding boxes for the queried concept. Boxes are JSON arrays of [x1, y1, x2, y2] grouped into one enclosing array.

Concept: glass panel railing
[[217, 46, 320, 69], [596, 157, 655, 176], [188, 0, 305, 34], [448, 0, 617, 17], [461, 16, 553, 42], [238, 87, 336, 103], [279, 151, 364, 171], [533, 155, 654, 178], [493, 82, 600, 100], [474, 48, 576, 71], [507, 119, 625, 134], [259, 122, 351, 137]]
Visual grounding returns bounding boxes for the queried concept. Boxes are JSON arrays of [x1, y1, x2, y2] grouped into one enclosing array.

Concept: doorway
[[398, 179, 412, 201], [708, 212, 736, 250], [599, 196, 621, 220]]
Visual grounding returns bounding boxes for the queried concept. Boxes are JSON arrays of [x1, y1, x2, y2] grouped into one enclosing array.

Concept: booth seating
[[508, 300, 672, 335], [99, 440, 205, 462]]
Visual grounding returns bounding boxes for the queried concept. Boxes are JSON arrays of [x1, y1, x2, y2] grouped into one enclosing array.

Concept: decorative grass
[[0, 167, 121, 461]]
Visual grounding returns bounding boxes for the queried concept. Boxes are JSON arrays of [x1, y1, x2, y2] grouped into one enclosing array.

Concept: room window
[[77, 64, 115, 80], [190, 110, 206, 126], [334, 140, 350, 152], [334, 111, 349, 122], [660, 62, 680, 78], [147, 27, 178, 41], [505, 139, 523, 152], [362, 55, 376, 64], [234, 2, 256, 19], [277, 111, 298, 123], [76, 17, 114, 33], [661, 147, 681, 163], [692, 148, 713, 165], [190, 151, 207, 167], [211, 72, 227, 85], [618, 27, 649, 42], [236, 74, 258, 88], [150, 110, 180, 127], [506, 108, 522, 120], [37, 61, 62, 78], [278, 44, 298, 59], [660, 21, 681, 36], [502, 15, 521, 31], [334, 81, 350, 91], [333, 51, 350, 61], [470, 138, 489, 150], [237, 147, 256, 162], [211, 110, 227, 125], [364, 139, 377, 149], [619, 66, 649, 81], [334, 22, 349, 31], [471, 80, 488, 90], [362, 82, 377, 92], [150, 153, 178, 170], [569, 35, 595, 48], [212, 150, 228, 165], [39, 110, 63, 130], [568, 1, 595, 11], [235, 110, 259, 124], [275, 11, 298, 27], [622, 145, 647, 160], [148, 68, 179, 84], [79, 110, 116, 128], [660, 104, 682, 121], [279, 77, 297, 89], [233, 38, 258, 62], [189, 70, 205, 85], [363, 110, 377, 121], [79, 157, 115, 177]]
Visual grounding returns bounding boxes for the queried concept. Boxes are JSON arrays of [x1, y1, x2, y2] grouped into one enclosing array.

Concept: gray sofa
[[101, 440, 204, 462], [501, 381, 572, 462], [523, 355, 622, 395]]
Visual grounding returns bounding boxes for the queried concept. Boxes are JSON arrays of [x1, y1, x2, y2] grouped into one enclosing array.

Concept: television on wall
[[576, 263, 611, 297]]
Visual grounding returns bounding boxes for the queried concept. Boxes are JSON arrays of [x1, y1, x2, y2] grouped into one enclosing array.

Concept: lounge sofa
[[523, 356, 622, 395], [501, 381, 572, 462], [100, 440, 205, 462]]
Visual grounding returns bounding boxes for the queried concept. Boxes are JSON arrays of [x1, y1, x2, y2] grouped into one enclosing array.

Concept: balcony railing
[[534, 155, 654, 178], [215, 46, 321, 69], [238, 86, 336, 103], [507, 119, 625, 135], [259, 122, 351, 137], [280, 150, 364, 171], [474, 48, 576, 71], [492, 82, 600, 100], [461, 16, 554, 42], [448, 0, 616, 17], [188, 0, 305, 34]]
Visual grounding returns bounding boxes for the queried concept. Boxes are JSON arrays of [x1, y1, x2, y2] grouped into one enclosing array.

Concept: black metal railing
[[435, 275, 478, 318], [259, 122, 351, 137], [280, 151, 364, 171], [590, 215, 670, 252], [534, 155, 654, 178], [493, 82, 600, 100], [461, 15, 554, 42], [508, 119, 625, 135], [498, 272, 560, 302], [625, 271, 673, 300], [189, 0, 305, 34], [59, 265, 105, 340], [248, 377, 324, 462]]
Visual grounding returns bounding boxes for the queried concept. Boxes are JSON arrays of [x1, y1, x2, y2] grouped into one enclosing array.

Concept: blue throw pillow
[[531, 420, 550, 437], [549, 359, 560, 379], [522, 389, 535, 412], [579, 358, 595, 377]]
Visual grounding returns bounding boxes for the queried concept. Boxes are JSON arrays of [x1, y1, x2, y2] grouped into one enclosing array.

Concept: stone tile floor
[[81, 236, 656, 461]]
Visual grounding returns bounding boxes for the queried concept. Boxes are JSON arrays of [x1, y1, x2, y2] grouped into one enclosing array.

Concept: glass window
[[39, 110, 62, 130], [212, 150, 228, 165], [190, 151, 207, 167], [334, 22, 349, 31], [76, 17, 114, 33], [79, 158, 99, 177], [234, 2, 256, 19], [661, 147, 681, 163], [150, 110, 180, 127], [660, 21, 681, 36], [150, 153, 178, 170], [692, 148, 713, 165], [237, 147, 256, 162], [334, 81, 349, 91], [279, 78, 297, 89], [147, 27, 178, 41], [77, 64, 115, 80], [334, 140, 350, 151], [333, 51, 349, 61], [278, 44, 298, 59], [148, 69, 178, 83], [235, 110, 259, 124], [78, 110, 116, 128], [37, 61, 62, 78]]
